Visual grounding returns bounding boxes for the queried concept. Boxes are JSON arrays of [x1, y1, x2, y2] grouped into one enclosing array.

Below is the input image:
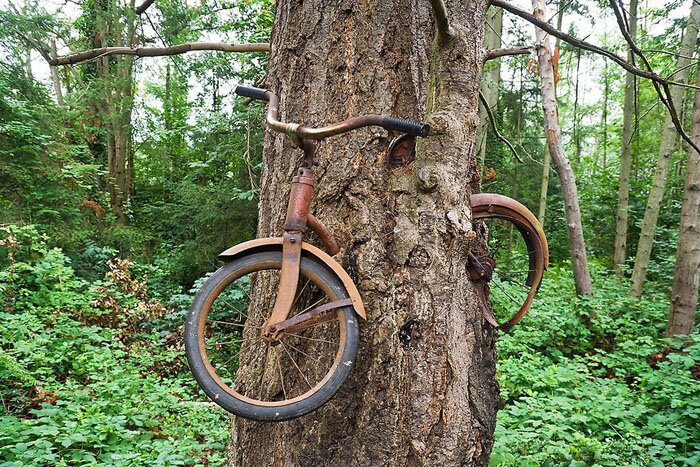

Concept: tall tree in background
[[477, 7, 503, 166], [630, 0, 700, 297], [229, 1, 501, 464], [531, 0, 592, 295], [668, 68, 700, 336], [537, 0, 564, 224], [613, 0, 638, 276]]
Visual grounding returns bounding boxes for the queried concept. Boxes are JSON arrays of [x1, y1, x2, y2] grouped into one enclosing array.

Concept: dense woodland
[[0, 0, 699, 465]]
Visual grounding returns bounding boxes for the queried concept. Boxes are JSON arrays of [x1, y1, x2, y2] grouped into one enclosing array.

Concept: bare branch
[[607, 0, 700, 159], [428, 0, 454, 42], [48, 42, 271, 66], [490, 0, 700, 91], [479, 90, 523, 163], [135, 0, 156, 15], [484, 46, 530, 61]]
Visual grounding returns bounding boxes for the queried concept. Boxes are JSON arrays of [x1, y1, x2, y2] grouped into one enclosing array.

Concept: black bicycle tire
[[185, 249, 359, 421]]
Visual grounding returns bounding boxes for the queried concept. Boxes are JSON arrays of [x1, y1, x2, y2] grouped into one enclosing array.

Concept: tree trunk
[[629, 0, 700, 297], [477, 7, 503, 167], [613, 0, 638, 276], [668, 68, 700, 336], [538, 144, 550, 224], [228, 1, 501, 465], [537, 0, 563, 224], [49, 39, 65, 107], [532, 0, 592, 296]]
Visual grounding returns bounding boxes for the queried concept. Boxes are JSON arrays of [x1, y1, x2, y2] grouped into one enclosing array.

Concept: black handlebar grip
[[381, 116, 430, 137], [234, 85, 269, 101]]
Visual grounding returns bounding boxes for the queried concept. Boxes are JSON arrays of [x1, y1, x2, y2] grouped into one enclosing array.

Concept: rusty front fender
[[218, 238, 366, 320]]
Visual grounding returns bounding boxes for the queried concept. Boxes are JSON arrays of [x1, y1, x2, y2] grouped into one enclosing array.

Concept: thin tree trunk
[[630, 0, 700, 297], [532, 0, 592, 296], [538, 144, 550, 224], [49, 40, 65, 107], [668, 68, 700, 336], [229, 1, 500, 465], [477, 7, 503, 167], [537, 0, 563, 224], [613, 0, 638, 276], [573, 46, 581, 166]]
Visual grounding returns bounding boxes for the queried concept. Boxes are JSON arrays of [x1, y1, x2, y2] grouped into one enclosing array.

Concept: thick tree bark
[[630, 0, 700, 297], [613, 0, 638, 276], [532, 0, 592, 296], [477, 7, 503, 166], [228, 1, 500, 465], [668, 69, 700, 336]]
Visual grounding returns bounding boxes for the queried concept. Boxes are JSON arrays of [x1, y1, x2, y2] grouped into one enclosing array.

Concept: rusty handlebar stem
[[235, 85, 430, 140]]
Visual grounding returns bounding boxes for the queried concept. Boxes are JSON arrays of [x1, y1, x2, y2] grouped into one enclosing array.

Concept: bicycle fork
[[262, 143, 348, 341]]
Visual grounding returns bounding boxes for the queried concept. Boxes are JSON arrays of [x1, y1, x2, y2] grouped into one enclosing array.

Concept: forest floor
[[0, 232, 698, 465]]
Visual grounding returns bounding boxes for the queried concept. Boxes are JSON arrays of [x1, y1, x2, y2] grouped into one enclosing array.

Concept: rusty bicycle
[[184, 86, 548, 422]]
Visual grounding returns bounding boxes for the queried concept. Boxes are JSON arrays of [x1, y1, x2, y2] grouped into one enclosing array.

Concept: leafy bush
[[491, 264, 700, 466], [0, 226, 228, 466]]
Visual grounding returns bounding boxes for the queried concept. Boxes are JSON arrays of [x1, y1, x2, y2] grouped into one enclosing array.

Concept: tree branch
[[135, 0, 156, 15], [428, 0, 454, 42], [479, 90, 523, 163], [484, 46, 530, 61], [607, 0, 700, 159], [490, 0, 700, 91], [48, 42, 271, 66]]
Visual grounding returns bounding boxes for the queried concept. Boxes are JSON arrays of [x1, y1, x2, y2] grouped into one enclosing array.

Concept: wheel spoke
[[490, 279, 523, 306], [281, 341, 312, 389], [284, 332, 338, 345], [277, 353, 287, 400], [211, 319, 262, 329]]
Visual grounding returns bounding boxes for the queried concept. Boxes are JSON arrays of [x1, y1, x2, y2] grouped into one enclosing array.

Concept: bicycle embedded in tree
[[184, 86, 548, 422]]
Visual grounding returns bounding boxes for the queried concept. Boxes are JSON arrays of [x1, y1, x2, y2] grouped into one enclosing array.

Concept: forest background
[[0, 0, 699, 465]]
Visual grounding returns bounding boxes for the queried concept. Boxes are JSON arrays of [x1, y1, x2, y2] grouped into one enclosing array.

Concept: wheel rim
[[195, 258, 347, 407]]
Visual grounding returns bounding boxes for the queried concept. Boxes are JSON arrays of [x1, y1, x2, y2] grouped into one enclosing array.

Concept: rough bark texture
[[228, 0, 501, 465], [629, 0, 700, 297], [613, 0, 638, 276], [477, 7, 503, 166], [532, 0, 592, 296], [668, 68, 700, 336]]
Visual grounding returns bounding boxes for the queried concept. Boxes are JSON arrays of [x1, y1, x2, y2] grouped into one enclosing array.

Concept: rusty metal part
[[307, 213, 340, 256], [195, 252, 348, 407], [264, 91, 386, 140], [471, 193, 549, 268], [269, 298, 353, 337], [467, 253, 498, 327], [218, 238, 366, 320], [470, 193, 549, 331], [283, 167, 314, 232], [387, 134, 416, 168], [263, 231, 303, 338]]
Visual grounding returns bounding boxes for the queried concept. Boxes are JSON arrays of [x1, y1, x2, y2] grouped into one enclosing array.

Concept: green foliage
[[491, 264, 700, 466], [0, 226, 228, 466]]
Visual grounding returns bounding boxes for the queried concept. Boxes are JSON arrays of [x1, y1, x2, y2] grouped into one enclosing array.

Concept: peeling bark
[[227, 0, 500, 465], [532, 0, 592, 296], [630, 0, 700, 297]]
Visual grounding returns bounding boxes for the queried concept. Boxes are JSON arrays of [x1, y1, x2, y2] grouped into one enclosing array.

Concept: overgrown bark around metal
[[613, 0, 638, 276], [531, 0, 592, 296], [668, 68, 700, 336], [228, 0, 500, 465], [629, 0, 700, 297]]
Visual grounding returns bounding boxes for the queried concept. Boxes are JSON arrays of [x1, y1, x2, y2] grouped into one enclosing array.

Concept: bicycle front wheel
[[185, 249, 359, 421]]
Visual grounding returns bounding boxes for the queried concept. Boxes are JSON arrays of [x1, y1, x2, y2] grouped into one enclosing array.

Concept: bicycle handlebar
[[235, 85, 430, 139]]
